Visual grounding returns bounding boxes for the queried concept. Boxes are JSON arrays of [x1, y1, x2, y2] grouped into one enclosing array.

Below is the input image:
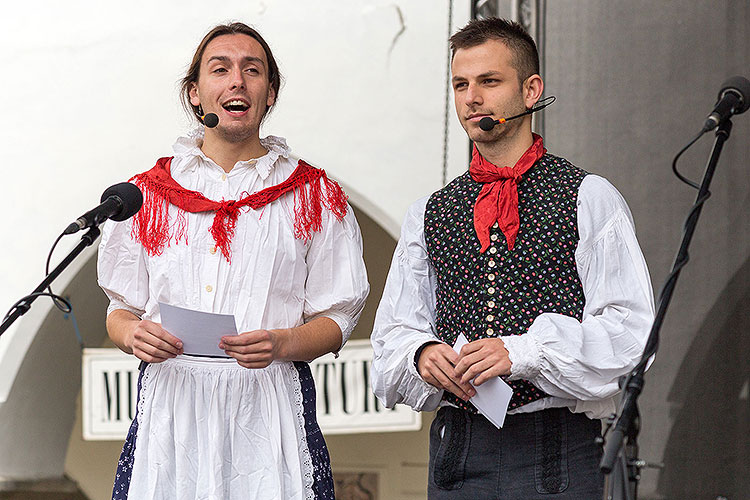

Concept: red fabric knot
[[129, 157, 348, 263], [469, 134, 546, 252]]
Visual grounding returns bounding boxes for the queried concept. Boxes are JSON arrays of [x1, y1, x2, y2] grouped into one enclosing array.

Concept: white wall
[[0, 0, 470, 410]]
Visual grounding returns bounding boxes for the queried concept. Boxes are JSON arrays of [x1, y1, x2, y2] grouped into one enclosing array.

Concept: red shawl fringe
[[129, 157, 348, 263]]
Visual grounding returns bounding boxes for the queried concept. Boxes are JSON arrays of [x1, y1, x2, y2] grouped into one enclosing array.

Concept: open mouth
[[222, 99, 250, 113]]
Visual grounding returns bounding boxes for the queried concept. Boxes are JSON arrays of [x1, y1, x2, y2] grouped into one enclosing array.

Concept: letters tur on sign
[[82, 341, 420, 441]]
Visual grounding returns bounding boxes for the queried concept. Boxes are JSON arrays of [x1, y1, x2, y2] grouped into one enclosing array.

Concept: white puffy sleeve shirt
[[371, 174, 654, 419], [97, 132, 369, 347]]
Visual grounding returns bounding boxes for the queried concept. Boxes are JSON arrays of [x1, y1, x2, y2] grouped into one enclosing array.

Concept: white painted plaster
[[0, 0, 470, 405]]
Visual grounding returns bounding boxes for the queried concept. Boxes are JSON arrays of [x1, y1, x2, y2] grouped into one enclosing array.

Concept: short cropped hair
[[180, 22, 282, 122], [449, 18, 539, 84]]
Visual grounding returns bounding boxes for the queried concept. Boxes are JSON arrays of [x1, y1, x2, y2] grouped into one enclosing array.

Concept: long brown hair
[[180, 22, 282, 122]]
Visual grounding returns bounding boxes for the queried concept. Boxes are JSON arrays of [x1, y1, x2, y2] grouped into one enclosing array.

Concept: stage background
[[0, 1, 747, 498]]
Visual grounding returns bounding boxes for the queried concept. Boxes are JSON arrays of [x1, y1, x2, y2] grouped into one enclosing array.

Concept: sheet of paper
[[158, 302, 237, 358], [453, 333, 513, 428]]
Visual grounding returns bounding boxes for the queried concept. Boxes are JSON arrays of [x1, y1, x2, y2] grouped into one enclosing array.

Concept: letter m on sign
[[82, 348, 141, 440]]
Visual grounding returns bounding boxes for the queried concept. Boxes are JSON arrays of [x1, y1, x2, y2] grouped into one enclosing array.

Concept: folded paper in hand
[[158, 302, 237, 358], [453, 332, 513, 428]]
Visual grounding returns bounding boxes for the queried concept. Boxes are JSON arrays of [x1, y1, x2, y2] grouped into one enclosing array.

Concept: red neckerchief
[[129, 157, 348, 262], [469, 134, 546, 252]]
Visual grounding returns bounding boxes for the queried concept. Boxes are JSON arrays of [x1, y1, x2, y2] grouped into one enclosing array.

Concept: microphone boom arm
[[479, 95, 556, 131], [0, 226, 101, 336]]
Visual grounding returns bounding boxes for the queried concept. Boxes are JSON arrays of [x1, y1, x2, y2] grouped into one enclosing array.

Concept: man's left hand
[[220, 330, 279, 368], [454, 338, 512, 386]]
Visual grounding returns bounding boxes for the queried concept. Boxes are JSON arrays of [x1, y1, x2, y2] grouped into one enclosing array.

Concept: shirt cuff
[[502, 334, 542, 381], [106, 299, 144, 319], [406, 339, 441, 385], [413, 341, 442, 370], [407, 340, 443, 411], [314, 310, 352, 347]]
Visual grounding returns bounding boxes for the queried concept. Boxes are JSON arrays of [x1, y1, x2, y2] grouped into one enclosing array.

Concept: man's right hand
[[107, 310, 183, 363], [128, 319, 183, 363], [417, 343, 476, 401]]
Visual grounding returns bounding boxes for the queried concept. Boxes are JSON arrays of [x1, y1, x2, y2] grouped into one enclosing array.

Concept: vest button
[[489, 247, 497, 254], [486, 328, 494, 335], [488, 260, 496, 268], [486, 314, 494, 322], [487, 300, 496, 308], [488, 274, 496, 281], [488, 287, 496, 294], [490, 233, 499, 241]]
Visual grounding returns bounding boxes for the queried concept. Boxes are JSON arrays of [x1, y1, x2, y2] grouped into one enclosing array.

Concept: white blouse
[[98, 130, 369, 346], [371, 174, 655, 419]]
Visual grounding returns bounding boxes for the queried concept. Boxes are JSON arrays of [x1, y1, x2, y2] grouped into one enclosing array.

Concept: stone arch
[[0, 243, 102, 496]]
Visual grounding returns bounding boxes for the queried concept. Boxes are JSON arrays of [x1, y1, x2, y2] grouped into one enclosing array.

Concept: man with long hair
[[99, 22, 369, 499]]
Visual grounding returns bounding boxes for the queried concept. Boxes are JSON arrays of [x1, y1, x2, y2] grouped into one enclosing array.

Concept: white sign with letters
[[82, 341, 420, 440], [311, 340, 420, 434], [82, 348, 141, 440]]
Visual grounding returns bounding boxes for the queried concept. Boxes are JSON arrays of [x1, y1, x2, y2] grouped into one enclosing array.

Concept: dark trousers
[[428, 406, 604, 500]]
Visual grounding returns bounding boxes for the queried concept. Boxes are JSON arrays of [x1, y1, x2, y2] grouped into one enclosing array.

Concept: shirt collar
[[172, 128, 291, 180]]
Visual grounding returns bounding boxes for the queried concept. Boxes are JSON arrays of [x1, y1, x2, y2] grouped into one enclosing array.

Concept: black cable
[[4, 292, 72, 322], [634, 195, 711, 371], [671, 129, 706, 189], [45, 230, 72, 312], [45, 231, 65, 277], [602, 126, 715, 438], [3, 230, 74, 322], [631, 129, 713, 373]]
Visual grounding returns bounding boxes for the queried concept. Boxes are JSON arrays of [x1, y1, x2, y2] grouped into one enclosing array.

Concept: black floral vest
[[424, 153, 588, 411]]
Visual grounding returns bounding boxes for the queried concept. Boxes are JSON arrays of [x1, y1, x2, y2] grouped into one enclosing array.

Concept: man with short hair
[[371, 18, 654, 499], [98, 22, 369, 500]]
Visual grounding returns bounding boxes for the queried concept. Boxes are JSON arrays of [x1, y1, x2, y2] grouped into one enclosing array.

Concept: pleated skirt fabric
[[112, 356, 334, 500]]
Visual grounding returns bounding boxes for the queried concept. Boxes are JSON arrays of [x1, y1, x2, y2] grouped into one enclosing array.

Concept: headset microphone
[[479, 95, 556, 131], [201, 113, 219, 128]]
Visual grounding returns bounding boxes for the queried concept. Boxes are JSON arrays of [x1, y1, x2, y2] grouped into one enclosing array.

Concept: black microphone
[[64, 182, 143, 235], [702, 76, 750, 132], [479, 95, 556, 131], [201, 112, 219, 128]]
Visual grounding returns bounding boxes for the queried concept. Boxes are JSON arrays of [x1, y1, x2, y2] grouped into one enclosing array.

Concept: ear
[[523, 74, 544, 109], [266, 86, 276, 108], [189, 82, 200, 107]]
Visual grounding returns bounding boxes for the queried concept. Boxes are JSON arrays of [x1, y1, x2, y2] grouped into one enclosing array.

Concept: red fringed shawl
[[129, 157, 348, 262]]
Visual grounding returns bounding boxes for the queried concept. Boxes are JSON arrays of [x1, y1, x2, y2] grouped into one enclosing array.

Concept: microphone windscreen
[[101, 182, 144, 221], [479, 117, 497, 131], [204, 113, 219, 128], [720, 76, 750, 114]]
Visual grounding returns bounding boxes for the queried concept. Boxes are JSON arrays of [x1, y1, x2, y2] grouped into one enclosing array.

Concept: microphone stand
[[602, 398, 642, 500], [0, 226, 101, 336], [600, 118, 734, 499]]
